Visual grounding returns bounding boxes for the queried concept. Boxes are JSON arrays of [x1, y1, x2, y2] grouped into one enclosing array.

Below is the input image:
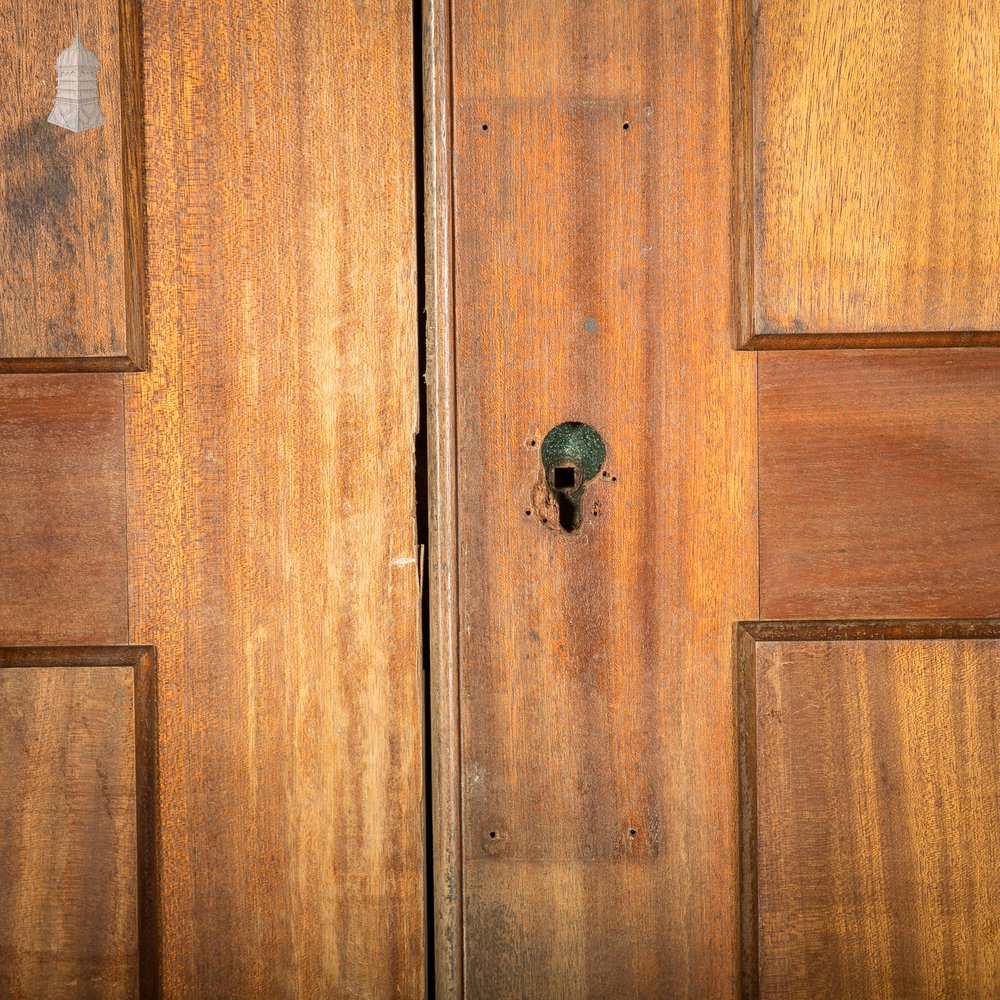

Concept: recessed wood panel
[[758, 350, 1000, 620], [449, 1, 757, 995], [738, 622, 1000, 999], [126, 1, 424, 995], [0, 0, 145, 370], [735, 0, 1000, 348], [0, 646, 156, 1000], [0, 375, 128, 644]]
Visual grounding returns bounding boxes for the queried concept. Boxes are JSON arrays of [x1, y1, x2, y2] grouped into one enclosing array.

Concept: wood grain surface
[[738, 623, 1000, 999], [448, 2, 757, 995], [126, 1, 424, 996], [759, 350, 1000, 620], [423, 0, 464, 993], [0, 650, 150, 1000], [736, 0, 1000, 347], [0, 0, 145, 370], [0, 375, 127, 645]]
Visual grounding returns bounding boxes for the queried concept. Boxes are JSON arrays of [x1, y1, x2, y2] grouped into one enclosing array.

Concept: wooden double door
[[1, 1, 998, 998]]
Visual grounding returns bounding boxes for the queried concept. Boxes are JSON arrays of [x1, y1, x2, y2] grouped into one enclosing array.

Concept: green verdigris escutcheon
[[540, 421, 606, 532]]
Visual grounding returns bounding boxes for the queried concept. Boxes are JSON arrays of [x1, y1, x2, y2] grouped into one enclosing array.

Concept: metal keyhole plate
[[540, 422, 606, 532]]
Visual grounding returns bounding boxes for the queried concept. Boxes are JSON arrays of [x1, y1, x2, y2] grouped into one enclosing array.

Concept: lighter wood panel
[[0, 663, 137, 999], [740, 626, 1000, 999], [0, 0, 144, 369], [451, 1, 757, 995], [0, 375, 127, 645], [759, 350, 1000, 620], [127, 1, 424, 996], [739, 0, 1000, 346]]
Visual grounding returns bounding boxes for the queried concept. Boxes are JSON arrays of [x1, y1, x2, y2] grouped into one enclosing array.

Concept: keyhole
[[551, 463, 581, 531], [540, 422, 606, 535], [553, 466, 576, 490], [555, 492, 579, 532]]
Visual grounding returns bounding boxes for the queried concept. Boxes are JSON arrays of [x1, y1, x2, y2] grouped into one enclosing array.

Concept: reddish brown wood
[[0, 646, 156, 1000], [125, 1, 425, 995], [118, 0, 149, 372], [759, 350, 1000, 620], [132, 645, 160, 1000], [446, 1, 757, 994], [738, 622, 1000, 999], [735, 0, 1000, 348], [0, 0, 146, 370], [0, 375, 127, 645], [424, 0, 464, 993]]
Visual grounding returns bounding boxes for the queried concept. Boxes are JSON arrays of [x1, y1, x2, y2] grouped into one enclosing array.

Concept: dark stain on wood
[[1, 120, 76, 251], [0, 0, 146, 370]]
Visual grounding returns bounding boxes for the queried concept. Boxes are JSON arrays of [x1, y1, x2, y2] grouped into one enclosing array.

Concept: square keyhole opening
[[553, 466, 576, 489]]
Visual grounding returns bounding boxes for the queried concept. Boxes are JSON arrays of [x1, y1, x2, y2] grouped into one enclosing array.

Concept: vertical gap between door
[[411, 0, 435, 994]]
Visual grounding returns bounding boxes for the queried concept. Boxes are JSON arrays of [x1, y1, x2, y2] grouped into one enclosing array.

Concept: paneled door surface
[[3, 0, 999, 997], [0, 1, 424, 997], [427, 1, 1000, 998]]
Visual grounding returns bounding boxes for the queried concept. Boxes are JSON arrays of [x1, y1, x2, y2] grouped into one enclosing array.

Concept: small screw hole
[[629, 828, 637, 838], [623, 122, 630, 130], [489, 831, 497, 839], [482, 123, 489, 131]]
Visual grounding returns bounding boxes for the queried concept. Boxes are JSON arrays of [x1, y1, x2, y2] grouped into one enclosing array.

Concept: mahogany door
[[3, 1, 998, 997], [0, 1, 424, 997], [427, 1, 1000, 998]]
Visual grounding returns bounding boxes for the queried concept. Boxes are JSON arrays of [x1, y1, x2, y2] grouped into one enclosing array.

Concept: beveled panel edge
[[119, 0, 149, 373], [730, 0, 1000, 352], [735, 622, 761, 1000], [737, 619, 1000, 644], [740, 331, 1000, 351], [730, 0, 755, 352], [132, 646, 160, 1000], [734, 619, 1000, 998], [0, 645, 152, 669], [0, 645, 159, 999], [0, 355, 143, 374]]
